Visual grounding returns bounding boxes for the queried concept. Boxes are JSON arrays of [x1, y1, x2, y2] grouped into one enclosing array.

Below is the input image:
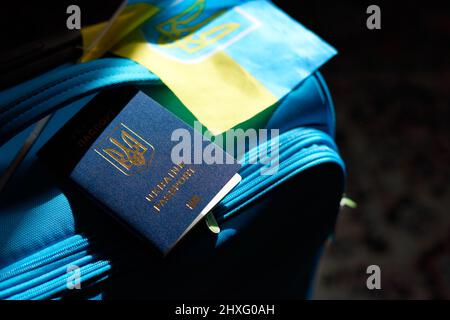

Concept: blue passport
[[39, 89, 241, 254]]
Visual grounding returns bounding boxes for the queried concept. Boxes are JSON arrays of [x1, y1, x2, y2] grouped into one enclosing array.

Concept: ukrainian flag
[[82, 0, 336, 134]]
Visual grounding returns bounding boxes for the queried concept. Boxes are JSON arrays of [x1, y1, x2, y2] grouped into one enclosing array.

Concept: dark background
[[274, 1, 450, 299]]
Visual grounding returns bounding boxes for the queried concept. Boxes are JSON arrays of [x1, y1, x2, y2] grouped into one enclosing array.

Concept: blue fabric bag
[[0, 1, 346, 300], [0, 59, 345, 299]]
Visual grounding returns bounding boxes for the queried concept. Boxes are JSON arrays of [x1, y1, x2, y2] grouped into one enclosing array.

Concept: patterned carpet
[[274, 1, 450, 299]]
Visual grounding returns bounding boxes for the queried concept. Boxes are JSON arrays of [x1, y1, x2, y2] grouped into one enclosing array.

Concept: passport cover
[[39, 89, 240, 254]]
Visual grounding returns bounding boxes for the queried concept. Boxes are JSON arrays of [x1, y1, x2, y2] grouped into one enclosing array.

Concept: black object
[[0, 1, 123, 89]]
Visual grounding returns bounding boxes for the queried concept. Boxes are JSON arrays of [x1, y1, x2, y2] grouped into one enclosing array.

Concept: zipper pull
[[340, 195, 357, 209], [205, 212, 221, 234]]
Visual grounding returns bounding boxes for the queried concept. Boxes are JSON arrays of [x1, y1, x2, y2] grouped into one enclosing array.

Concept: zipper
[[239, 128, 335, 177], [239, 129, 337, 178], [0, 235, 92, 300], [218, 147, 343, 221], [0, 236, 89, 283], [224, 129, 337, 201], [215, 128, 345, 222], [10, 260, 111, 300], [0, 235, 112, 300], [0, 254, 93, 299]]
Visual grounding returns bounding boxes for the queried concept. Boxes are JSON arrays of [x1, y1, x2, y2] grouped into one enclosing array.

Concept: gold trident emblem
[[155, 0, 240, 54], [103, 130, 148, 171]]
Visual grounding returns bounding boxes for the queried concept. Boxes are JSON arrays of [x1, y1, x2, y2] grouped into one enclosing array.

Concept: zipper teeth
[[216, 126, 344, 221], [239, 134, 335, 180], [236, 138, 320, 194], [0, 254, 93, 298], [240, 128, 328, 163], [219, 150, 342, 221], [10, 260, 110, 300], [239, 129, 336, 177], [220, 145, 335, 213], [225, 132, 336, 203], [223, 145, 334, 209], [223, 154, 341, 221], [0, 237, 89, 282]]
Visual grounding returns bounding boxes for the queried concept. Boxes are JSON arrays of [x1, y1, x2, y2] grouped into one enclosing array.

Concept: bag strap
[[0, 58, 160, 146]]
